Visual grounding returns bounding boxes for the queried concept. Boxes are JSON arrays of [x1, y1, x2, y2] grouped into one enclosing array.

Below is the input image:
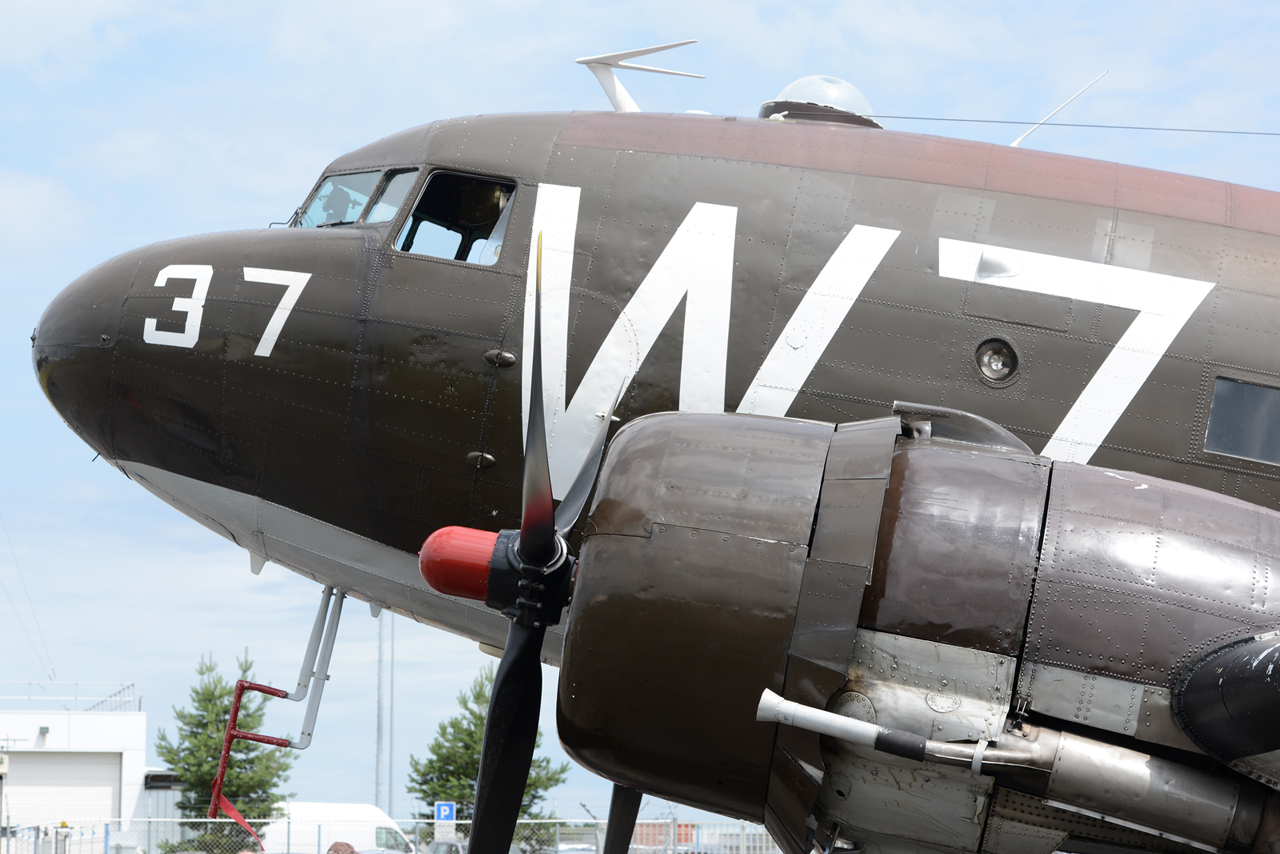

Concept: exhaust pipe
[[758, 689, 1278, 852]]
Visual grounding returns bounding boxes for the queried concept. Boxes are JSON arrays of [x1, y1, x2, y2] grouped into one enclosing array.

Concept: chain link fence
[[0, 819, 780, 854]]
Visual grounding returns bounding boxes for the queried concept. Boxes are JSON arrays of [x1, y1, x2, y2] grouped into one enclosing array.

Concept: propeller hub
[[419, 526, 500, 601], [491, 529, 574, 628]]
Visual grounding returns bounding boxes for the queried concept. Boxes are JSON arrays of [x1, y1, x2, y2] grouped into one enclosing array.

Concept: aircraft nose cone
[[32, 247, 144, 457]]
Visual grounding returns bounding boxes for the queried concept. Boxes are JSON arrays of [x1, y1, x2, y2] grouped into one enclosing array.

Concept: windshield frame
[[292, 167, 425, 229], [385, 168, 521, 268]]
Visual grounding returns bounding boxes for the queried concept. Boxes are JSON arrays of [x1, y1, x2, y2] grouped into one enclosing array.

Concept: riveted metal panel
[[1229, 747, 1280, 791], [1025, 461, 1280, 688], [769, 416, 898, 851], [846, 630, 1016, 743], [980, 814, 1068, 854], [982, 789, 1190, 854], [790, 561, 870, 672], [819, 747, 993, 852], [1018, 663, 1142, 736], [1137, 687, 1203, 754], [825, 417, 900, 479], [1016, 669, 1204, 755], [861, 442, 1050, 655], [811, 479, 887, 567]]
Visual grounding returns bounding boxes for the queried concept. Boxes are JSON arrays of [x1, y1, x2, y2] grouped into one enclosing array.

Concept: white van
[[258, 802, 414, 854]]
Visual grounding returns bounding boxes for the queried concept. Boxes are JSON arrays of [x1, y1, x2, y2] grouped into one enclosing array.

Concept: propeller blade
[[602, 784, 642, 854], [470, 621, 545, 854], [553, 385, 623, 533], [520, 232, 557, 566]]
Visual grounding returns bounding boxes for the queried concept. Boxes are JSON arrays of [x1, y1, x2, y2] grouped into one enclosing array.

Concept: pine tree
[[155, 652, 294, 848], [406, 665, 569, 821]]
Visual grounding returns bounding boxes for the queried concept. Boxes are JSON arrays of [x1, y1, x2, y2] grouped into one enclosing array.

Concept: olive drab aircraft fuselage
[[32, 108, 1280, 853], [34, 107, 1280, 655]]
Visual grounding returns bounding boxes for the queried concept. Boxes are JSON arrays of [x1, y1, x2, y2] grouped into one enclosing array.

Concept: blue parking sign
[[435, 802, 456, 822]]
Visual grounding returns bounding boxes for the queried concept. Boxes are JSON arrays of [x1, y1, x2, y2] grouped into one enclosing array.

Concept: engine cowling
[[558, 404, 1280, 854]]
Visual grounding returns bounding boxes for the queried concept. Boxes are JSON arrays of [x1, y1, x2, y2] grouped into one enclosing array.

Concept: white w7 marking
[[522, 185, 736, 497], [737, 226, 898, 416], [939, 239, 1214, 463], [523, 183, 900, 498]]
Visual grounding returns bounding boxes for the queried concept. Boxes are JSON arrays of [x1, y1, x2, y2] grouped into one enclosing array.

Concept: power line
[[0, 512, 56, 680], [875, 116, 1280, 138], [0, 543, 55, 680]]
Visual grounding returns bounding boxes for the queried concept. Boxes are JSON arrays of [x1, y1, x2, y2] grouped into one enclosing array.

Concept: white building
[[0, 683, 147, 828]]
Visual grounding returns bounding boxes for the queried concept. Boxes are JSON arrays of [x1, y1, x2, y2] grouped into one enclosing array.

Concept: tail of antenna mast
[[1011, 70, 1108, 147], [576, 40, 705, 113]]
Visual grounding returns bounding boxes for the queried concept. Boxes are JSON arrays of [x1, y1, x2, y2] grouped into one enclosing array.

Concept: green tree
[[156, 653, 294, 851], [407, 665, 569, 821]]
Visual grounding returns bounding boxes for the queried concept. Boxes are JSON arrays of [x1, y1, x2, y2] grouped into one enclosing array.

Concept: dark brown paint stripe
[[555, 111, 1280, 237]]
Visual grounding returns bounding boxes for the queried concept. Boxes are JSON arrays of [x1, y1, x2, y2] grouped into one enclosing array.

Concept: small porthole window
[[975, 338, 1018, 386]]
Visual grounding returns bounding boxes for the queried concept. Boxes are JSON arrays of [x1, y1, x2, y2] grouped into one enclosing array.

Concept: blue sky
[[3, 0, 1280, 823]]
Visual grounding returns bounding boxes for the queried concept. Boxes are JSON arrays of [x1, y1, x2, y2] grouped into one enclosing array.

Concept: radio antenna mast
[[576, 40, 704, 113], [1011, 70, 1108, 147]]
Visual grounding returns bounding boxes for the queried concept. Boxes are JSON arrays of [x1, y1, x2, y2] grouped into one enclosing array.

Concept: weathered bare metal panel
[[983, 789, 1192, 854], [1020, 666, 1204, 755], [820, 749, 993, 852], [1045, 734, 1241, 848], [980, 814, 1068, 854], [1018, 663, 1143, 736], [847, 630, 1015, 742], [1136, 687, 1203, 754], [1230, 747, 1280, 791]]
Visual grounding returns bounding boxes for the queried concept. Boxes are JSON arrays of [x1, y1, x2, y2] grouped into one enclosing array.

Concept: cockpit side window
[[396, 172, 516, 265], [295, 171, 381, 228], [365, 170, 420, 224]]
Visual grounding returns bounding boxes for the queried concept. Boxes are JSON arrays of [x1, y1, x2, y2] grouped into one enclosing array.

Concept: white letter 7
[[244, 267, 312, 357], [939, 239, 1213, 464]]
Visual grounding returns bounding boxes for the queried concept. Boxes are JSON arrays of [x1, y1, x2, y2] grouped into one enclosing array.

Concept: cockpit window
[[296, 171, 381, 228], [396, 172, 515, 266], [365, 170, 420, 224], [1204, 376, 1280, 466]]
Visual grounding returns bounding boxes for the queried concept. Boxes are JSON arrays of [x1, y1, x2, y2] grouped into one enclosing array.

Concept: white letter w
[[521, 183, 736, 498]]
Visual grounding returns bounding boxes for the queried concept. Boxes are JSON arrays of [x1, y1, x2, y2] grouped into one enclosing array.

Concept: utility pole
[[376, 612, 386, 811], [389, 615, 395, 817]]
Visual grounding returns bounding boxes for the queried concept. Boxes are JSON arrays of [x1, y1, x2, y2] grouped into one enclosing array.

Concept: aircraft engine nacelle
[[558, 404, 1280, 854], [558, 410, 881, 824]]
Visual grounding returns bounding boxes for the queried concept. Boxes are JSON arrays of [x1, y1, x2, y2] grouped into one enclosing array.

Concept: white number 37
[[142, 265, 311, 357]]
